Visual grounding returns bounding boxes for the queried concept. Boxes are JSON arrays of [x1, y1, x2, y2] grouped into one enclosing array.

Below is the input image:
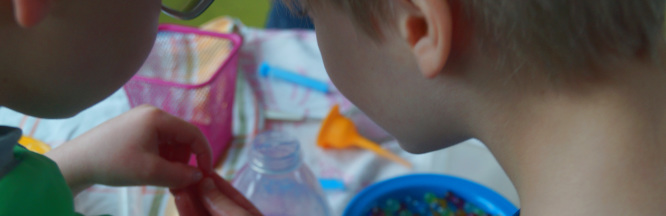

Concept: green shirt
[[0, 126, 82, 216]]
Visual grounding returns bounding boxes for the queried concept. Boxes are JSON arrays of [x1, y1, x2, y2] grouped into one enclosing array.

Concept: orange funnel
[[317, 105, 412, 168]]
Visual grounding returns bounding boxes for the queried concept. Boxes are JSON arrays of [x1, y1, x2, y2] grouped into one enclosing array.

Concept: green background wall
[[159, 0, 271, 27]]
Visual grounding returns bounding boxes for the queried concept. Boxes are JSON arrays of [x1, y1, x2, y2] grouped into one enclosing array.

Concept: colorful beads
[[366, 191, 494, 216]]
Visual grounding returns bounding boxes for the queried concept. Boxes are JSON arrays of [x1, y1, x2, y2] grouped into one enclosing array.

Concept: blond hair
[[287, 0, 666, 78]]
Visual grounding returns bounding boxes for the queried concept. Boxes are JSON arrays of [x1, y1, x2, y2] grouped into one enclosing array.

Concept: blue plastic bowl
[[344, 174, 518, 216]]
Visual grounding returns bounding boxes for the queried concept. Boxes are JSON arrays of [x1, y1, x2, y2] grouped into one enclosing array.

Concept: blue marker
[[259, 62, 330, 93], [319, 178, 346, 191]]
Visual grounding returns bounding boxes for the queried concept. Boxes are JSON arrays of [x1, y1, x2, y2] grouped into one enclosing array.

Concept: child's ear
[[12, 0, 52, 28], [397, 0, 452, 78]]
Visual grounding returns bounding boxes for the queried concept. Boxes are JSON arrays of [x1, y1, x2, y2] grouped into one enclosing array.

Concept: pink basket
[[124, 24, 242, 166]]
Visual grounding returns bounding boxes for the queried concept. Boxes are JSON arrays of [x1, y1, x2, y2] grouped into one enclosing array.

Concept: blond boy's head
[[298, 0, 666, 152], [303, 0, 665, 76]]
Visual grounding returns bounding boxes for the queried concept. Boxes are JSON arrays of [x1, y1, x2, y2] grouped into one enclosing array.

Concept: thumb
[[200, 178, 255, 216], [145, 157, 203, 189]]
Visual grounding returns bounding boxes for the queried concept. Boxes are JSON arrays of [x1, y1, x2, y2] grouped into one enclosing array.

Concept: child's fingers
[[171, 188, 209, 216], [200, 178, 257, 216], [158, 142, 192, 164], [209, 173, 264, 216], [152, 108, 213, 172], [171, 189, 199, 216], [144, 156, 203, 189]]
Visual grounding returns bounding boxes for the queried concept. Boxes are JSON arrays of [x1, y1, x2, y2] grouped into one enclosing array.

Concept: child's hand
[[171, 174, 263, 216], [47, 105, 213, 195], [200, 174, 263, 216]]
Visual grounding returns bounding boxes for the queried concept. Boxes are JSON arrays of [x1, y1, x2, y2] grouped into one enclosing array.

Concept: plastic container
[[123, 24, 241, 166], [344, 174, 518, 216], [232, 131, 332, 216]]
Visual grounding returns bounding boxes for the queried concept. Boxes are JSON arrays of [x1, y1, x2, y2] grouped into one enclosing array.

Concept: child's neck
[[480, 67, 666, 215]]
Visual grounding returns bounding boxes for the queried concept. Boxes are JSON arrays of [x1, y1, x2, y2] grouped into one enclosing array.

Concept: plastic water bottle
[[232, 131, 332, 216]]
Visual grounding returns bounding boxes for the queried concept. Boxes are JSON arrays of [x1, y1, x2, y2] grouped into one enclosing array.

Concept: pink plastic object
[[124, 24, 242, 166]]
